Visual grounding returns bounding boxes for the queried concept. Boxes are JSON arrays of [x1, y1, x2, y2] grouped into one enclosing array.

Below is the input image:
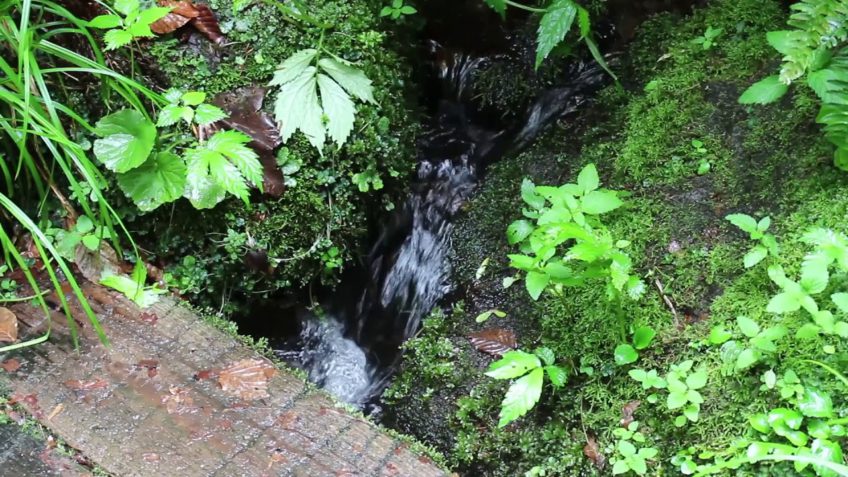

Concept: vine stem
[[504, 0, 548, 14]]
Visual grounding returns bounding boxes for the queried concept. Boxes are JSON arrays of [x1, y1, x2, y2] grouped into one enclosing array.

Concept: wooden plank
[[0, 283, 446, 477]]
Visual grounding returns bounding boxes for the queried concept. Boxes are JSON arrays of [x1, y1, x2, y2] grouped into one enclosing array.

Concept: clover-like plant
[[608, 421, 659, 475], [485, 347, 567, 427], [709, 316, 787, 373], [157, 90, 227, 127], [726, 213, 779, 268]]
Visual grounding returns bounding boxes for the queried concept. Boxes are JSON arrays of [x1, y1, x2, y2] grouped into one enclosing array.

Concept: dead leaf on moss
[[620, 400, 641, 427], [468, 328, 516, 356], [218, 358, 277, 400], [0, 307, 18, 343], [151, 0, 224, 44], [583, 433, 606, 470]]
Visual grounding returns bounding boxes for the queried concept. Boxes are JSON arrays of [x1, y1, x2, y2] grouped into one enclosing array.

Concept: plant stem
[[504, 0, 548, 14]]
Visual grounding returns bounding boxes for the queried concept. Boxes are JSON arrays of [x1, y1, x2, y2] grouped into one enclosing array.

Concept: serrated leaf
[[207, 130, 263, 191], [194, 104, 227, 125], [739, 76, 789, 105], [767, 292, 802, 314], [744, 246, 768, 268], [184, 148, 226, 209], [486, 350, 541, 380], [156, 104, 189, 127], [534, 347, 555, 366], [535, 0, 577, 69], [545, 365, 567, 387], [127, 21, 154, 38], [483, 0, 506, 16], [317, 73, 356, 148], [137, 6, 172, 26], [113, 0, 139, 16], [526, 271, 550, 300], [117, 152, 186, 211], [272, 66, 326, 152], [736, 316, 761, 338], [318, 57, 375, 104], [103, 28, 133, 50], [269, 49, 317, 86], [507, 220, 534, 245], [88, 14, 122, 29], [94, 109, 156, 173], [497, 367, 543, 427], [181, 91, 206, 106], [726, 213, 758, 234], [577, 163, 599, 194]]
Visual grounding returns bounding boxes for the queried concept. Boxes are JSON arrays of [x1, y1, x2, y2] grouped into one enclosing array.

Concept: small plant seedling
[[100, 262, 166, 308], [475, 309, 507, 323], [691, 139, 708, 154], [697, 158, 711, 175], [87, 0, 171, 50], [691, 26, 723, 50], [614, 326, 656, 366], [321, 246, 343, 271], [380, 0, 417, 19], [608, 421, 659, 475], [485, 347, 568, 427], [49, 216, 111, 260], [725, 213, 779, 268], [710, 316, 787, 373], [628, 360, 708, 427], [157, 90, 227, 127]]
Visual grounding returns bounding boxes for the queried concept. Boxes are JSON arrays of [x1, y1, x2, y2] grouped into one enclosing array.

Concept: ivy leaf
[[318, 57, 376, 104], [486, 350, 541, 380], [535, 0, 578, 69], [117, 152, 186, 211], [194, 104, 227, 125], [497, 367, 543, 427], [317, 74, 356, 148], [739, 76, 789, 105], [93, 109, 156, 173]]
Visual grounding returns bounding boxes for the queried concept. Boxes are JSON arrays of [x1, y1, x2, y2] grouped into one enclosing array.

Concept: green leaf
[[667, 390, 688, 410], [767, 292, 802, 314], [88, 14, 122, 29], [736, 316, 761, 338], [497, 368, 543, 427], [535, 0, 578, 69], [726, 213, 758, 234], [400, 5, 416, 14], [483, 0, 506, 16], [100, 272, 162, 308], [507, 220, 534, 245], [318, 57, 376, 104], [811, 438, 844, 477], [156, 104, 190, 127], [269, 49, 318, 87], [735, 348, 759, 370], [796, 323, 821, 340], [525, 271, 550, 300], [117, 152, 186, 211], [799, 388, 834, 418], [614, 344, 638, 366], [544, 365, 567, 387], [739, 76, 789, 105], [93, 109, 156, 173], [81, 234, 100, 251], [686, 368, 708, 390], [832, 293, 848, 313], [632, 326, 656, 350], [180, 91, 206, 106], [113, 0, 139, 16], [103, 28, 133, 50], [576, 5, 590, 38], [534, 347, 555, 366], [766, 30, 800, 55], [486, 351, 541, 380], [709, 325, 733, 345], [744, 246, 768, 268], [581, 190, 622, 214], [577, 163, 599, 194], [317, 73, 356, 148], [521, 178, 545, 210], [273, 66, 326, 152], [193, 104, 227, 125], [137, 6, 171, 26], [612, 460, 629, 475]]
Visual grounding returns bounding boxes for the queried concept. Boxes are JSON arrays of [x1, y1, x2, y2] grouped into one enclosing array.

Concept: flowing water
[[276, 45, 608, 409]]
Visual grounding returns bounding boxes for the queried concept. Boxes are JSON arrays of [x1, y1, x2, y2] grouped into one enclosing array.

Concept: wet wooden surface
[[0, 422, 93, 476], [0, 283, 446, 477]]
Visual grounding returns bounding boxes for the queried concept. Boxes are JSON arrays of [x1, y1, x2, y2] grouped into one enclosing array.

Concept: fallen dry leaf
[[47, 403, 64, 421], [1, 358, 21, 373], [162, 385, 195, 414], [151, 0, 224, 44], [583, 433, 606, 470], [468, 328, 517, 356], [620, 400, 641, 428], [217, 358, 277, 400], [0, 307, 19, 343], [64, 379, 109, 391]]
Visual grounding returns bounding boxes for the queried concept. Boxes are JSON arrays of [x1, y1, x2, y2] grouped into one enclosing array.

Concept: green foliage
[[609, 422, 659, 475], [270, 48, 376, 153], [100, 262, 165, 308], [380, 0, 417, 20], [87, 0, 171, 50], [614, 325, 656, 365], [726, 213, 779, 268], [629, 360, 709, 428], [709, 316, 787, 373], [47, 216, 111, 260], [506, 164, 644, 303], [157, 90, 227, 127], [485, 348, 567, 427], [691, 26, 724, 50]]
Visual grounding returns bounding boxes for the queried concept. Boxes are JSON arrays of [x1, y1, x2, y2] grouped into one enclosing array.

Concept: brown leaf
[[468, 328, 517, 356], [64, 379, 109, 391], [0, 307, 18, 343], [162, 385, 195, 414], [583, 434, 606, 470], [194, 369, 219, 381], [620, 400, 641, 428], [1, 359, 21, 373], [151, 1, 224, 44], [217, 358, 277, 400]]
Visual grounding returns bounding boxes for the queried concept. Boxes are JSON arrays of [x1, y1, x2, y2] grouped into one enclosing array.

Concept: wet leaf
[[469, 328, 517, 356], [620, 400, 641, 427], [217, 358, 277, 400], [0, 307, 18, 343], [64, 378, 109, 391], [583, 434, 606, 470], [1, 359, 21, 372], [150, 0, 224, 44]]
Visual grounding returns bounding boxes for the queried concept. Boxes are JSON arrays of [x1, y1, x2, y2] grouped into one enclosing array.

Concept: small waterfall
[[278, 46, 607, 408]]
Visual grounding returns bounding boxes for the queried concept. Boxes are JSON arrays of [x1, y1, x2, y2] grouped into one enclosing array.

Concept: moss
[[385, 0, 848, 475], [130, 0, 421, 310]]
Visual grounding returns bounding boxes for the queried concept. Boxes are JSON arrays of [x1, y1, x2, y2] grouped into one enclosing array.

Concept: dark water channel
[[237, 0, 699, 411]]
